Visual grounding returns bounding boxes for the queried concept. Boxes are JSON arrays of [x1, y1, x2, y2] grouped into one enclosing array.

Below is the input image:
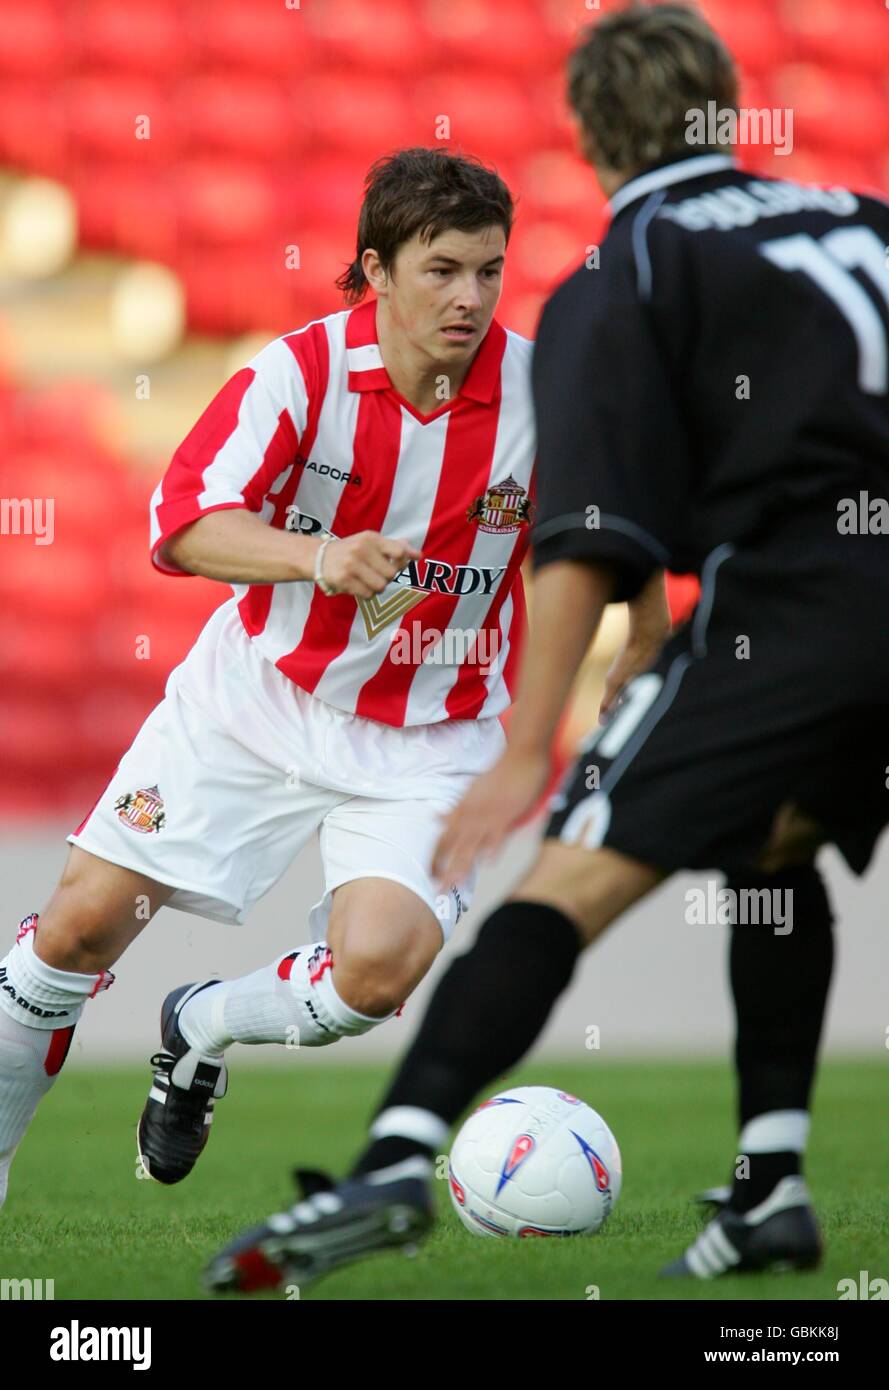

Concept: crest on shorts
[[114, 785, 165, 834], [466, 477, 533, 534]]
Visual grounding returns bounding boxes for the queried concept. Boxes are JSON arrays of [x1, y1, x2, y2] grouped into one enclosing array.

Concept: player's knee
[[38, 877, 138, 973], [36, 850, 165, 973], [756, 802, 826, 875], [516, 845, 661, 946], [34, 892, 117, 974], [333, 933, 435, 1018]]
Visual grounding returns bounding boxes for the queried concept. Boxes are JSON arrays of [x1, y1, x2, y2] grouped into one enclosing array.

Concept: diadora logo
[[295, 452, 361, 487], [0, 967, 69, 1019]]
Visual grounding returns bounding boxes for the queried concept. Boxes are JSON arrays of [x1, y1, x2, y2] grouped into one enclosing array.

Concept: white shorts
[[68, 599, 506, 942]]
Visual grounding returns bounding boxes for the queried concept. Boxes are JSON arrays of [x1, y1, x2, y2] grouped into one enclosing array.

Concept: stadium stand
[[0, 0, 885, 818]]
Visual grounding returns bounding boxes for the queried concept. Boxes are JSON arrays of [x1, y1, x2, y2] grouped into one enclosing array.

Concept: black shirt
[[530, 153, 889, 601]]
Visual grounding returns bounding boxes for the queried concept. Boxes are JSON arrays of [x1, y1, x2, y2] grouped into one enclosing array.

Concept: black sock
[[350, 901, 583, 1177], [727, 864, 834, 1211]]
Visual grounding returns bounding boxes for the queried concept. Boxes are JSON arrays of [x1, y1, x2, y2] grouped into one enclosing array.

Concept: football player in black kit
[[208, 4, 889, 1291]]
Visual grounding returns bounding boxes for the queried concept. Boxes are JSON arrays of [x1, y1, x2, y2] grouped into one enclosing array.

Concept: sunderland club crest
[[114, 785, 165, 834], [466, 476, 534, 534]]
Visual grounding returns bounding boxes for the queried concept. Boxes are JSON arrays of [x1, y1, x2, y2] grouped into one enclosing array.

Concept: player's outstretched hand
[[599, 570, 671, 723], [431, 746, 551, 887], [321, 532, 422, 598]]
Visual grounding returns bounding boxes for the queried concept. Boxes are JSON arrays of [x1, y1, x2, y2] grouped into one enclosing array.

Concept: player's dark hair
[[336, 147, 514, 304], [567, 3, 739, 174]]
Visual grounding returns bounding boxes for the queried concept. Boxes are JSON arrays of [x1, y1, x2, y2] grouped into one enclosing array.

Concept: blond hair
[[567, 3, 739, 174]]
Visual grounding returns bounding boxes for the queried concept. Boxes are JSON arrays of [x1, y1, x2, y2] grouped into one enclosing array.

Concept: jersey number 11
[[761, 227, 889, 395]]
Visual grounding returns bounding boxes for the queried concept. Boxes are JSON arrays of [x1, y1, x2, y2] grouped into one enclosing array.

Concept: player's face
[[381, 225, 506, 365]]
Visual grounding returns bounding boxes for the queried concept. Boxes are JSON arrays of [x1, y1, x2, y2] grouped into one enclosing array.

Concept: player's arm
[[600, 568, 671, 722], [150, 336, 419, 595], [503, 559, 616, 758], [166, 510, 419, 597]]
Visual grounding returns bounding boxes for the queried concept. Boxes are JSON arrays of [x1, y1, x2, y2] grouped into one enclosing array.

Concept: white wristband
[[314, 537, 337, 595]]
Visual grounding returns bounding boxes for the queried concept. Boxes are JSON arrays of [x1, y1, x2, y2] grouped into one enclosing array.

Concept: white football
[[448, 1085, 621, 1238]]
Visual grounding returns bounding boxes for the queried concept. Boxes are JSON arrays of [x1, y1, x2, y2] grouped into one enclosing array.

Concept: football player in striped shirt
[[0, 149, 538, 1208]]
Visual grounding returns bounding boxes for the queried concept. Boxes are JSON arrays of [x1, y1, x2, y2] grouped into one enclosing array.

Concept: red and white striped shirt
[[150, 300, 536, 727]]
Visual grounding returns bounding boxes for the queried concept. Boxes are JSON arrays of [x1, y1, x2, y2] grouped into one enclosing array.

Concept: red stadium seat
[[0, 0, 66, 77], [782, 0, 889, 79], [755, 147, 884, 195], [304, 0, 428, 74], [175, 77, 308, 163], [2, 381, 126, 457], [2, 453, 118, 538], [519, 150, 601, 220], [185, 0, 316, 78], [178, 247, 303, 335], [175, 160, 283, 248], [71, 0, 188, 77], [418, 0, 562, 74], [0, 696, 93, 773], [510, 220, 584, 291], [72, 166, 179, 261], [64, 76, 179, 164], [89, 609, 212, 691], [0, 81, 69, 178], [771, 67, 888, 157], [700, 0, 788, 77], [297, 75, 419, 153], [276, 158, 373, 227], [0, 614, 94, 690], [0, 538, 108, 621], [411, 76, 540, 157]]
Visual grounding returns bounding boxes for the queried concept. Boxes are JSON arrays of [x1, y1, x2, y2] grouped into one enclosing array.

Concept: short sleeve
[[530, 233, 690, 602], [149, 336, 309, 575]]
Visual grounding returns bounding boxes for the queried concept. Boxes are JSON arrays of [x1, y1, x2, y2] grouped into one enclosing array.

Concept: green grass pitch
[[2, 1058, 886, 1301]]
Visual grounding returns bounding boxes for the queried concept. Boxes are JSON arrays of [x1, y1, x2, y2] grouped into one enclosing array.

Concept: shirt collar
[[607, 153, 737, 219], [345, 298, 506, 404]]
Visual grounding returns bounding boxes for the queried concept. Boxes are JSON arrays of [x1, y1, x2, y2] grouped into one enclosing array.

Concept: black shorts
[[545, 524, 889, 877]]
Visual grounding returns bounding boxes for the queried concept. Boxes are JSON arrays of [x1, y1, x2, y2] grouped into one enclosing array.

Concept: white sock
[[739, 1109, 810, 1154], [0, 916, 113, 1031], [0, 1008, 77, 1207], [370, 1105, 450, 1152], [179, 943, 396, 1053], [0, 915, 114, 1209]]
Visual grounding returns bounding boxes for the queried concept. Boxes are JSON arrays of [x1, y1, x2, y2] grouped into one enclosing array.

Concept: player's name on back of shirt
[[660, 179, 859, 233]]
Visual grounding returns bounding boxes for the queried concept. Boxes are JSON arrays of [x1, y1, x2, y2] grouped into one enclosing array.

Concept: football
[[447, 1085, 622, 1238]]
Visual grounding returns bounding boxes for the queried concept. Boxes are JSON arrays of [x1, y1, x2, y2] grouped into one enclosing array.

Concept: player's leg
[[730, 860, 834, 1212], [175, 875, 442, 1059], [0, 846, 172, 1207], [662, 812, 834, 1278], [203, 841, 660, 1292], [141, 876, 443, 1186], [351, 843, 659, 1177]]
